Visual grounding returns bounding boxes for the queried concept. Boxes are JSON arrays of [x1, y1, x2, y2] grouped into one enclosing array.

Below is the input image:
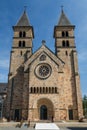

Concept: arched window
[[19, 31, 22, 37], [31, 87, 33, 93], [40, 87, 42, 93], [55, 87, 57, 93], [23, 41, 25, 47], [20, 51, 22, 56], [23, 31, 26, 37], [66, 31, 69, 37], [65, 51, 68, 56], [62, 41, 65, 47], [40, 55, 46, 61], [37, 87, 38, 93], [43, 87, 45, 93], [66, 40, 69, 47], [46, 87, 48, 93], [49, 87, 51, 93], [34, 87, 36, 93], [19, 41, 21, 47], [62, 31, 65, 37]]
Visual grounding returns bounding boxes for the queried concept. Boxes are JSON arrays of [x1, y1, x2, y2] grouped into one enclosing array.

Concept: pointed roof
[[58, 10, 71, 26], [16, 11, 30, 26], [24, 44, 65, 72]]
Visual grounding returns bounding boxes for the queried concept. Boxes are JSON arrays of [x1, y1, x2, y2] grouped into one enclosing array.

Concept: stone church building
[[4, 9, 83, 121]]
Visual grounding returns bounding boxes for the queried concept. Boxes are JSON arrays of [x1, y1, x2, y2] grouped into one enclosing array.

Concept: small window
[[40, 87, 42, 93], [43, 87, 45, 93], [34, 87, 36, 93], [23, 31, 26, 37], [66, 41, 69, 47], [19, 32, 22, 37], [65, 51, 68, 56], [40, 55, 46, 61], [66, 31, 69, 37], [30, 87, 33, 93], [62, 41, 65, 47], [23, 41, 25, 47], [20, 51, 22, 56], [19, 41, 21, 47], [55, 87, 57, 93], [62, 31, 65, 37]]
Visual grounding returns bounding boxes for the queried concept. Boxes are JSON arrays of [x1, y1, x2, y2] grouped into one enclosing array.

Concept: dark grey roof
[[16, 11, 30, 26], [0, 83, 7, 93], [58, 10, 71, 26]]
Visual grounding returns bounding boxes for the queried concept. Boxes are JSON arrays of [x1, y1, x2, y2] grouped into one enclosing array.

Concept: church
[[4, 9, 83, 121]]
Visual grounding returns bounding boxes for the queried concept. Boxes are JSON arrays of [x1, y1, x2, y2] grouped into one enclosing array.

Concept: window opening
[[66, 31, 69, 37], [23, 31, 26, 37], [19, 32, 22, 37], [62, 41, 65, 47], [19, 41, 21, 47]]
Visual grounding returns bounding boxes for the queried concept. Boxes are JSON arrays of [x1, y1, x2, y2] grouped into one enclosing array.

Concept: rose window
[[35, 64, 52, 79]]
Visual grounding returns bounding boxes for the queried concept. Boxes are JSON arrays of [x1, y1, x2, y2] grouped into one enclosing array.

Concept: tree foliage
[[83, 95, 87, 117]]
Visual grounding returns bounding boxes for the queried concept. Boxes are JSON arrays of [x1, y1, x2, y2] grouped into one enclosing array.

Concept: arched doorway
[[40, 105, 47, 120], [37, 98, 54, 120]]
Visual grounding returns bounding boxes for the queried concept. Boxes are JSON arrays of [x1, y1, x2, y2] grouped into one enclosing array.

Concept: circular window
[[35, 64, 52, 79]]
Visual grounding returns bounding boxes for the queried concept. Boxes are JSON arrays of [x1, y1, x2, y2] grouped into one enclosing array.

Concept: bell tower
[[6, 10, 34, 119], [12, 10, 34, 71], [54, 9, 83, 119], [54, 9, 75, 60]]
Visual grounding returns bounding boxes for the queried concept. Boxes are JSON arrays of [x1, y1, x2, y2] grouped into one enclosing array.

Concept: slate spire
[[58, 9, 71, 26], [16, 10, 30, 26]]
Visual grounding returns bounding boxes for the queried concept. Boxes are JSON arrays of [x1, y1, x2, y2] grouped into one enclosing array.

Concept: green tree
[[83, 95, 87, 118]]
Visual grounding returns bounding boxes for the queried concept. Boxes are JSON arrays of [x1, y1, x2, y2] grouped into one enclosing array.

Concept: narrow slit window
[[19, 32, 22, 37], [66, 31, 69, 37], [23, 31, 26, 37], [19, 41, 21, 47], [23, 41, 25, 47], [66, 41, 69, 47], [62, 41, 65, 47], [62, 31, 65, 37]]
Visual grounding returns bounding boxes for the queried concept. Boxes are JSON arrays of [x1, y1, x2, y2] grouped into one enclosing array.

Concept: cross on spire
[[42, 40, 46, 45], [24, 6, 27, 13], [61, 5, 64, 13]]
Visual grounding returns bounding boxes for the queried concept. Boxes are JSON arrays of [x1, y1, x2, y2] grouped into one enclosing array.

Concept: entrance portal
[[14, 109, 20, 121], [68, 109, 73, 120], [40, 105, 47, 120], [37, 98, 54, 121]]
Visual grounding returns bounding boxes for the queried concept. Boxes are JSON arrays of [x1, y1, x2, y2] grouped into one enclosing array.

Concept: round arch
[[37, 98, 54, 120]]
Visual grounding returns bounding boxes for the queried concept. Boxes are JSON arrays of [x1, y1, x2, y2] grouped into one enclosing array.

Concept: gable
[[24, 44, 65, 72]]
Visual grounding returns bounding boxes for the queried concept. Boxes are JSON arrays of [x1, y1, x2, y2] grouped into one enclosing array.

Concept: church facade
[[5, 10, 83, 121]]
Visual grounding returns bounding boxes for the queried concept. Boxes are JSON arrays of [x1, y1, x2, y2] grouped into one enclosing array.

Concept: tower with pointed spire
[[6, 10, 34, 119], [54, 9, 75, 58], [5, 9, 83, 121], [54, 9, 83, 120]]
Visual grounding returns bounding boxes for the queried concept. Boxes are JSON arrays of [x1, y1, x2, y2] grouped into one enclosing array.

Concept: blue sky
[[0, 0, 87, 96]]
